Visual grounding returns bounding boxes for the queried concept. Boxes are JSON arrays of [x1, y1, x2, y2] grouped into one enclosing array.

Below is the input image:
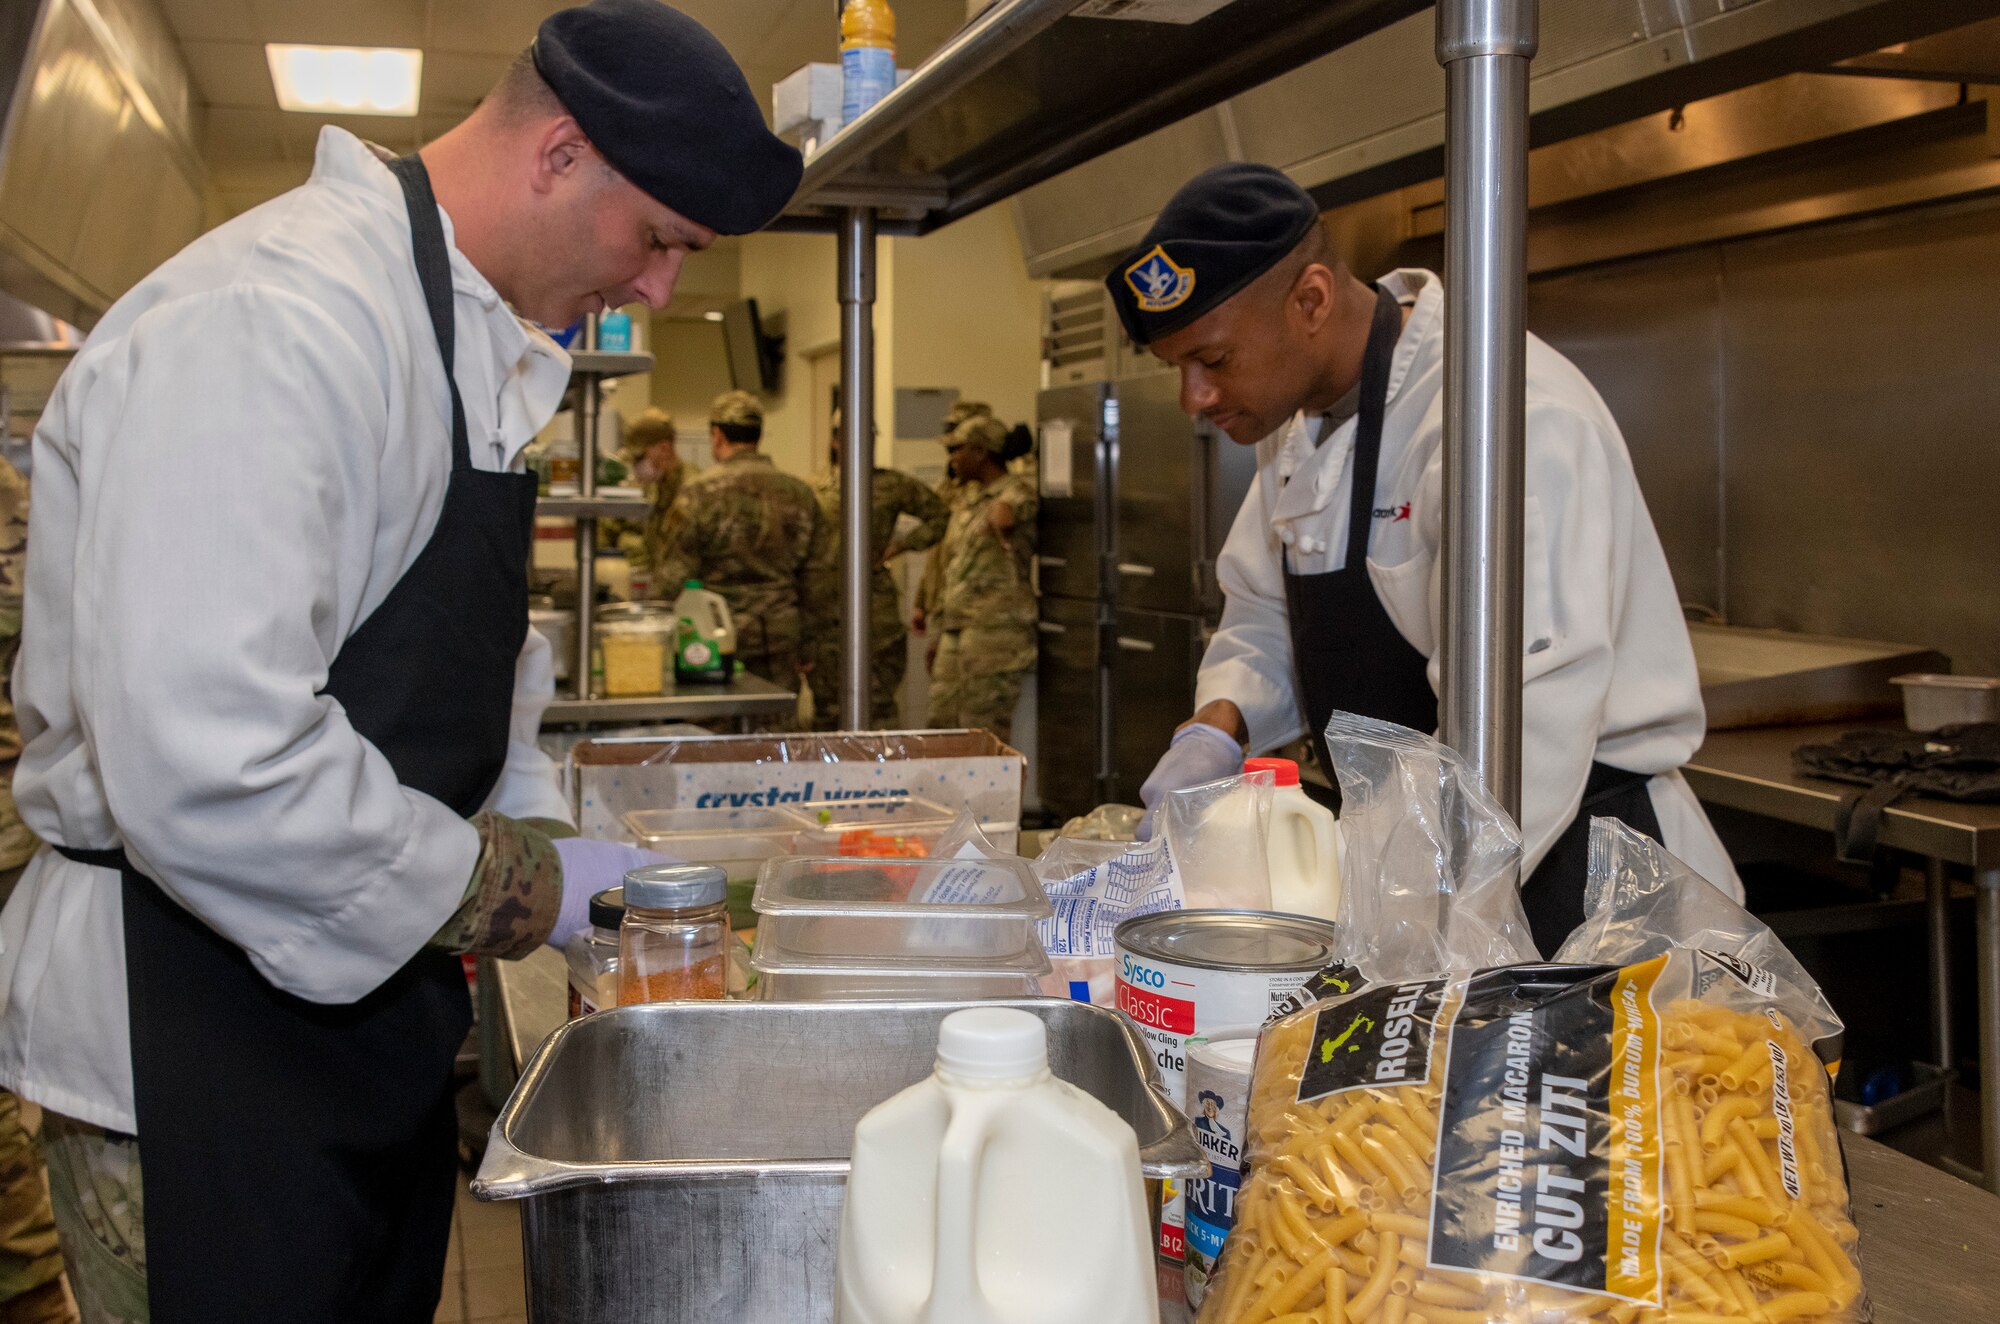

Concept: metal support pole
[[573, 313, 599, 697], [1929, 858, 1957, 1072], [837, 207, 878, 729], [1436, 0, 1536, 820], [1976, 867, 2000, 1194]]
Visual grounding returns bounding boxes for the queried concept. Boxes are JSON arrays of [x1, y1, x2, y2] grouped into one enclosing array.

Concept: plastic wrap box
[[570, 730, 1024, 854]]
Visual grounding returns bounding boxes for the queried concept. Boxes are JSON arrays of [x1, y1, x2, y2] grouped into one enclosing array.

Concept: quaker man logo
[[1125, 244, 1195, 313]]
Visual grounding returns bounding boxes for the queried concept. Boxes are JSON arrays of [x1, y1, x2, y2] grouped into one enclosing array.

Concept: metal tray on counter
[[473, 999, 1205, 1323], [1692, 623, 1949, 729]]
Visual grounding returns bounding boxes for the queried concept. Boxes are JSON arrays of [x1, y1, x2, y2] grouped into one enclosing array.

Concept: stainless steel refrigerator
[[1035, 371, 1258, 819]]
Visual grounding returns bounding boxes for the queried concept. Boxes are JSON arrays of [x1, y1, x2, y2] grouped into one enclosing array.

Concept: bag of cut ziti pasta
[[1200, 718, 1865, 1324]]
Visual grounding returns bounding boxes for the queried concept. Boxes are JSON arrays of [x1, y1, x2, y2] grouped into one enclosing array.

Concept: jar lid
[[623, 863, 727, 911], [589, 886, 626, 931]]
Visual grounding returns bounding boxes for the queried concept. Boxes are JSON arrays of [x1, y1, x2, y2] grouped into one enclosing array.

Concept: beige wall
[[885, 204, 1043, 439], [645, 318, 735, 468]]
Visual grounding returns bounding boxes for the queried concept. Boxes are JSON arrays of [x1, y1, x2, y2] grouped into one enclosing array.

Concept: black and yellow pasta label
[[1421, 961, 1666, 1304], [1295, 978, 1452, 1104]]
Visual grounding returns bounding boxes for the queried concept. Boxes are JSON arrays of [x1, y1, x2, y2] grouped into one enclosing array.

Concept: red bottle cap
[[1243, 756, 1300, 788]]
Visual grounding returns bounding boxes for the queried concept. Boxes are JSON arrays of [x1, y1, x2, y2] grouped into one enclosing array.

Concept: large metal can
[[1114, 909, 1341, 1262]]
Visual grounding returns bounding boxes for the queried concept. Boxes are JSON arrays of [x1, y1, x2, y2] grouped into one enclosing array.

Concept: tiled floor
[[433, 1168, 528, 1324]]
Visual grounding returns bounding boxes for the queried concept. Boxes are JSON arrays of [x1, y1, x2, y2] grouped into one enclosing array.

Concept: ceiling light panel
[[266, 45, 423, 116]]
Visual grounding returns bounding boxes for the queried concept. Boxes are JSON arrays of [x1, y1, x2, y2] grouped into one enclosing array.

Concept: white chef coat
[[0, 127, 575, 1133], [1197, 269, 1741, 904]]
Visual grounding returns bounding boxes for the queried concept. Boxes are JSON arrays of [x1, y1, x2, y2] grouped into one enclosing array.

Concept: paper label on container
[[915, 861, 1013, 907], [1036, 839, 1181, 958], [1039, 419, 1074, 498], [1075, 0, 1239, 22]]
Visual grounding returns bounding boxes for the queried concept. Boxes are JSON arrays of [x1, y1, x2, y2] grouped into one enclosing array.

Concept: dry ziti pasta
[[1198, 954, 1864, 1324]]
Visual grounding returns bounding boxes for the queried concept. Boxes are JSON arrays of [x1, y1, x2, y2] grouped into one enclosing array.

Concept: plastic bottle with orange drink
[[840, 0, 896, 125]]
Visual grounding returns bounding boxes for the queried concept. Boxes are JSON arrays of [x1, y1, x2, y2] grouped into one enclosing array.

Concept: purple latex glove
[[1136, 722, 1246, 841], [549, 838, 669, 949]]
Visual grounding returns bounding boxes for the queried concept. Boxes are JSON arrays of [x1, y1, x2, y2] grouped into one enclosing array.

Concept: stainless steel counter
[[1685, 718, 2000, 1194], [1686, 720, 2000, 868], [487, 947, 2000, 1321]]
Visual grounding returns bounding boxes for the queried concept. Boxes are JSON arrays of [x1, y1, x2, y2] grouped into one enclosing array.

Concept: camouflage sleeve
[[427, 812, 571, 958], [889, 472, 949, 556], [0, 460, 24, 644], [916, 529, 945, 618], [1001, 476, 1040, 527]]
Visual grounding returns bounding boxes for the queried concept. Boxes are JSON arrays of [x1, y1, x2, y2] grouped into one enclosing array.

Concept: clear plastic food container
[[593, 603, 677, 697], [623, 805, 813, 930], [791, 796, 959, 858], [749, 961, 1048, 1003], [751, 855, 1052, 963]]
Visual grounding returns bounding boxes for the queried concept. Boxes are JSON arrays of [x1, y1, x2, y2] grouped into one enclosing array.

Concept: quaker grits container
[[472, 999, 1204, 1323], [1114, 909, 1342, 1261], [1182, 1032, 1258, 1310]]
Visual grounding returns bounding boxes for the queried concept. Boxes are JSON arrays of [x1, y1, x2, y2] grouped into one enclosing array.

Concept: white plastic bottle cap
[[935, 1007, 1049, 1083]]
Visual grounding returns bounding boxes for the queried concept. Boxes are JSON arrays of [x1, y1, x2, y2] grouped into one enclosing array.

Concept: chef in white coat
[[0, 4, 800, 1321], [1120, 164, 1739, 951]]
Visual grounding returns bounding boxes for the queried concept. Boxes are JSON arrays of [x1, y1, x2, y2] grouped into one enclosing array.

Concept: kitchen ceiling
[[160, 0, 972, 217]]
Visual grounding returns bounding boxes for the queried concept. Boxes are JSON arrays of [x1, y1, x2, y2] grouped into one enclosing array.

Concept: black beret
[[533, 0, 803, 235], [1106, 163, 1321, 345]]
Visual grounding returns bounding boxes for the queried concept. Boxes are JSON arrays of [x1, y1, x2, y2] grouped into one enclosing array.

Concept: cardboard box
[[569, 730, 1025, 851]]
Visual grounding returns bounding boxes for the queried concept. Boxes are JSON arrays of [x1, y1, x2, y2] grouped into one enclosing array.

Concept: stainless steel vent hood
[[1015, 0, 2000, 278], [0, 0, 206, 330]]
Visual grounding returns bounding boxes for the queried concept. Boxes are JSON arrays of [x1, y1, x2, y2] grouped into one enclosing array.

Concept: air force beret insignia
[[1124, 245, 1195, 313]]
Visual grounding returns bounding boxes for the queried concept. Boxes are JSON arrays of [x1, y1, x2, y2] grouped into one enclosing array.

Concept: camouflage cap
[[948, 415, 1009, 454], [940, 399, 993, 435], [623, 407, 676, 454], [710, 390, 764, 431]]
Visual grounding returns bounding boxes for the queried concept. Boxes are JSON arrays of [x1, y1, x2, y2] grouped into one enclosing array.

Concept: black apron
[[1280, 285, 1661, 955], [58, 153, 537, 1322]]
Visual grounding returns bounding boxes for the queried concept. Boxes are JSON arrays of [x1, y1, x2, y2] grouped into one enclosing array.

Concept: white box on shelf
[[773, 63, 842, 138]]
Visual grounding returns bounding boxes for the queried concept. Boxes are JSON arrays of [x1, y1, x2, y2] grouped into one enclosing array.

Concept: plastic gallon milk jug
[[835, 1007, 1158, 1324], [1242, 757, 1340, 920], [673, 580, 736, 660]]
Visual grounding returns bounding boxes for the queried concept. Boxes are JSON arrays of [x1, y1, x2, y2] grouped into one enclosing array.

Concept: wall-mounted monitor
[[721, 298, 780, 392]]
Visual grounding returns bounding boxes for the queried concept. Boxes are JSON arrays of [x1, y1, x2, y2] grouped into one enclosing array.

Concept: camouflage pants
[[808, 639, 907, 730], [929, 627, 1031, 746], [40, 1116, 144, 1324], [0, 1091, 68, 1322]]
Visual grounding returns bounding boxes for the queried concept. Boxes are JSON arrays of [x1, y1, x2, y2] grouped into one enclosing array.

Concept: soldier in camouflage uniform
[[600, 407, 684, 577], [928, 415, 1038, 744], [0, 457, 74, 1324], [0, 457, 39, 888], [804, 413, 950, 729], [655, 391, 819, 700], [911, 399, 990, 651]]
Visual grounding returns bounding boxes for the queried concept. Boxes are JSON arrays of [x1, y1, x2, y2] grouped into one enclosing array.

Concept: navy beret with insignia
[[534, 0, 803, 235], [1106, 163, 1322, 345]]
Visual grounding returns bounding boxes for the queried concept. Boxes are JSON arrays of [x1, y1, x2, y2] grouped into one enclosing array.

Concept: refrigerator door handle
[[1115, 636, 1156, 653]]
